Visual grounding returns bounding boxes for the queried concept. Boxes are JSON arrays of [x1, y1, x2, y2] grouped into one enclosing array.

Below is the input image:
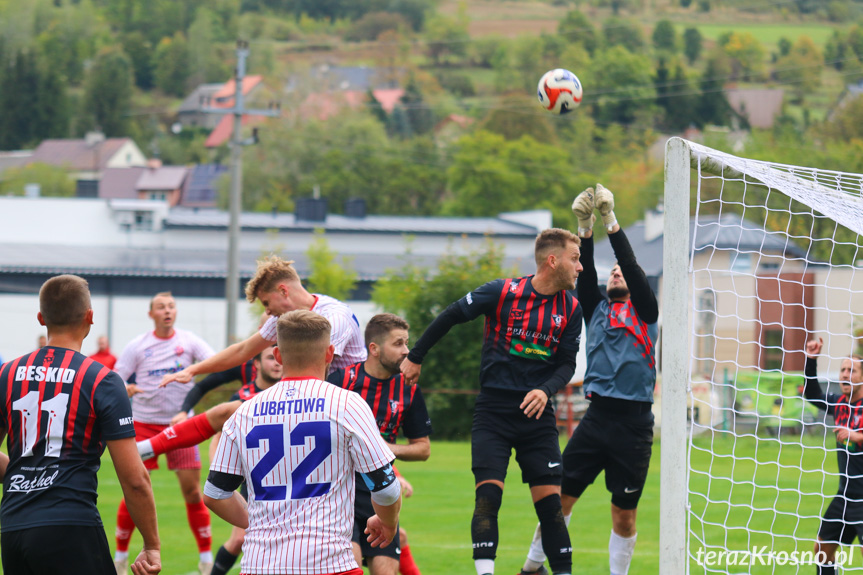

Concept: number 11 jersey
[[210, 376, 395, 575], [0, 347, 135, 531]]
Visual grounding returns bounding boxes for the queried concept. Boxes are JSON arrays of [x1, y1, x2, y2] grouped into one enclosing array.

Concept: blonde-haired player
[[204, 310, 401, 575]]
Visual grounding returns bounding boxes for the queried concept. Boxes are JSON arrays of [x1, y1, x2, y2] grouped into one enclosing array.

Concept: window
[[730, 253, 751, 273], [134, 211, 153, 231], [763, 330, 783, 370], [147, 192, 167, 201]]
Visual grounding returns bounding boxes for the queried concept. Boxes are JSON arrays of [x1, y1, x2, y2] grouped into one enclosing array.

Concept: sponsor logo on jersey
[[144, 349, 153, 358], [146, 363, 185, 377], [509, 338, 551, 361], [389, 399, 399, 415], [509, 281, 519, 293], [466, 293, 473, 305], [552, 314, 563, 327], [511, 308, 524, 320], [119, 416, 134, 426], [8, 469, 60, 493], [175, 346, 184, 356], [15, 365, 76, 383]]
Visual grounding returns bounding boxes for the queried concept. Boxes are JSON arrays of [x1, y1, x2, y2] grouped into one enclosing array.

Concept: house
[[725, 88, 785, 130], [827, 79, 863, 120], [200, 76, 273, 147], [299, 88, 405, 122], [177, 83, 226, 130], [28, 132, 147, 181], [289, 65, 401, 93], [135, 165, 189, 206], [98, 167, 146, 200]]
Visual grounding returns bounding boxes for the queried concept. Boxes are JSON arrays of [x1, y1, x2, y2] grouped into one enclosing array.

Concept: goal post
[[662, 136, 863, 574], [661, 136, 691, 575]]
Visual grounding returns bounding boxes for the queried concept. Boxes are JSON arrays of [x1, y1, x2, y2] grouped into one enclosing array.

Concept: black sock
[[534, 494, 572, 574], [816, 563, 835, 575], [211, 545, 239, 575], [471, 483, 503, 561]]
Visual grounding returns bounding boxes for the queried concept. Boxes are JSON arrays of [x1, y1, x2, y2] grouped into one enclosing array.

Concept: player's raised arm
[[161, 332, 270, 387], [108, 437, 161, 574]]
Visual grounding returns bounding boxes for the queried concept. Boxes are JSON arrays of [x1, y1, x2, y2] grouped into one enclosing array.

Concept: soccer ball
[[537, 69, 583, 114]]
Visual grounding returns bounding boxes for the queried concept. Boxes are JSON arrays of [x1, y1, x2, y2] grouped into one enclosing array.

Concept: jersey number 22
[[247, 421, 332, 501]]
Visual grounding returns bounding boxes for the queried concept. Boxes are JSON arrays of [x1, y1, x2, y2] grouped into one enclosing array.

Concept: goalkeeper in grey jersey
[[520, 184, 658, 575]]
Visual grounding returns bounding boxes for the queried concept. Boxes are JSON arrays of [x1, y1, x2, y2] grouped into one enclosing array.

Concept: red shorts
[[134, 421, 201, 471], [241, 570, 363, 575]]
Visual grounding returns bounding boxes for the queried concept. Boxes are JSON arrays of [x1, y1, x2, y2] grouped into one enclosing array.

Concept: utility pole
[[202, 40, 279, 346]]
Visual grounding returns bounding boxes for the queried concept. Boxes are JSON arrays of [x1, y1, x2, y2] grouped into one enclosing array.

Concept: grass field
[[10, 433, 846, 574]]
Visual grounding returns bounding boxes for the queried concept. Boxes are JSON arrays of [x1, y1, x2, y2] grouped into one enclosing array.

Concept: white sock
[[114, 550, 129, 562], [137, 439, 154, 460], [524, 512, 572, 569], [475, 558, 495, 575], [609, 530, 637, 575], [199, 551, 213, 563]]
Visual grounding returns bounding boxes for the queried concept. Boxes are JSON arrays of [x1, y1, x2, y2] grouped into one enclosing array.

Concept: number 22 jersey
[[0, 347, 135, 531], [210, 376, 395, 575]]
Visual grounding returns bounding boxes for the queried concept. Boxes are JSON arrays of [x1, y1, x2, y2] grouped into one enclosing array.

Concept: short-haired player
[[327, 313, 432, 575], [203, 310, 401, 575]]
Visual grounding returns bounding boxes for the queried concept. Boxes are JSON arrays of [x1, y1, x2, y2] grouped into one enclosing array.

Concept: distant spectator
[[89, 335, 118, 370], [37, 334, 47, 349]]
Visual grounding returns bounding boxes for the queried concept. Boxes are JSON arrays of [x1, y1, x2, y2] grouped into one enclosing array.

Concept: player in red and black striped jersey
[[803, 338, 863, 575], [0, 275, 160, 575], [328, 313, 432, 575], [401, 228, 583, 575], [173, 360, 257, 425]]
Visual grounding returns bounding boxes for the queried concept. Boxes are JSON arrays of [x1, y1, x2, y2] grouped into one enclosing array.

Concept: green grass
[[7, 432, 846, 574], [678, 23, 839, 49]]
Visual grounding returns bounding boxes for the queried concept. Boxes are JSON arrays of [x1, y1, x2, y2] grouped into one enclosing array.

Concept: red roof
[[211, 75, 263, 108], [301, 89, 405, 121], [205, 115, 265, 148]]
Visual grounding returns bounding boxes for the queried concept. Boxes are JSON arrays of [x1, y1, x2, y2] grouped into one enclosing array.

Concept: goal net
[[661, 138, 863, 574]]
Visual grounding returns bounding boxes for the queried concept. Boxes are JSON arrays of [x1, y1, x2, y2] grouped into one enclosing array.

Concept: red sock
[[115, 498, 136, 552], [150, 413, 216, 456], [186, 500, 212, 553], [400, 543, 421, 575]]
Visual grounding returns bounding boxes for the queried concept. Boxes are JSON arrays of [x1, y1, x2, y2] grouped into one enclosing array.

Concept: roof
[[99, 167, 146, 199], [300, 89, 404, 121], [180, 164, 229, 207], [304, 66, 400, 91], [163, 208, 541, 237], [726, 88, 784, 130], [177, 83, 224, 113], [205, 114, 264, 148], [593, 213, 810, 278], [30, 138, 132, 171], [136, 166, 189, 191], [0, 244, 534, 281], [211, 75, 263, 107]]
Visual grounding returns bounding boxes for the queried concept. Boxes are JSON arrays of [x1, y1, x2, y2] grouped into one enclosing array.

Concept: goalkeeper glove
[[571, 188, 596, 236], [594, 183, 617, 231]]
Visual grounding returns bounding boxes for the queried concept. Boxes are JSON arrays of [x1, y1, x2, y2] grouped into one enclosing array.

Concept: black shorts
[[2, 524, 114, 575], [819, 495, 863, 545], [471, 391, 562, 486], [353, 486, 401, 560], [561, 401, 654, 509]]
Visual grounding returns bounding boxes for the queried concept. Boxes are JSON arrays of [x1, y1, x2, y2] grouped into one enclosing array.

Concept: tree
[[82, 46, 133, 136], [424, 13, 468, 65], [821, 94, 863, 142], [121, 31, 154, 89], [398, 79, 435, 136], [652, 19, 678, 53], [718, 31, 766, 81], [603, 16, 645, 54], [0, 50, 41, 150], [187, 9, 229, 87], [305, 229, 358, 301], [683, 27, 703, 64], [656, 59, 696, 131], [774, 36, 822, 102], [153, 32, 190, 97], [0, 162, 75, 197], [589, 45, 657, 125], [694, 57, 734, 128], [371, 239, 518, 438], [479, 95, 556, 143], [558, 9, 599, 56]]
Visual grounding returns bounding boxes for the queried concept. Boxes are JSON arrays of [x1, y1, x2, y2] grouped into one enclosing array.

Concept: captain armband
[[361, 463, 401, 506]]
